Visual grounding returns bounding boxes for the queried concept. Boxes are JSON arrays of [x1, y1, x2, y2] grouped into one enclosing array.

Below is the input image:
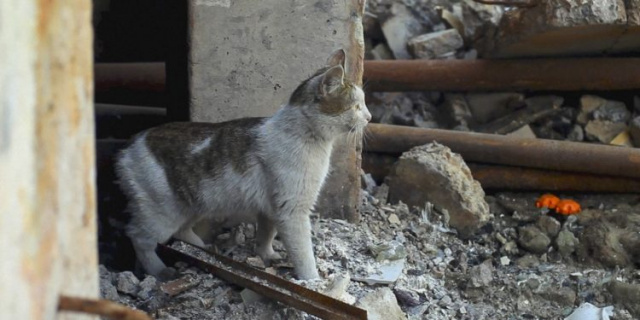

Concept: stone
[[629, 116, 640, 147], [381, 3, 426, 59], [137, 276, 159, 300], [322, 274, 355, 304], [246, 256, 266, 269], [388, 213, 401, 225], [578, 222, 632, 267], [370, 43, 394, 60], [516, 254, 540, 268], [370, 241, 407, 262], [116, 271, 140, 296], [387, 143, 490, 238], [556, 229, 580, 256], [518, 226, 551, 254], [468, 260, 493, 288], [361, 171, 377, 194], [610, 131, 633, 147], [240, 289, 265, 304], [585, 120, 627, 143], [608, 281, 640, 317], [592, 99, 630, 123], [450, 1, 503, 42], [356, 288, 407, 320], [536, 216, 561, 238], [500, 256, 511, 266], [539, 287, 576, 307], [567, 125, 584, 142], [408, 29, 464, 59], [355, 259, 405, 285], [374, 184, 390, 205], [465, 92, 524, 124], [578, 95, 607, 125], [507, 125, 536, 139], [393, 287, 421, 307], [443, 94, 473, 129], [100, 281, 120, 301]]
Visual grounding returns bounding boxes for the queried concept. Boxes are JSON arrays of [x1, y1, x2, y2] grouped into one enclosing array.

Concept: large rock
[[465, 92, 524, 124], [387, 143, 490, 238], [476, 0, 640, 58], [408, 29, 463, 59], [585, 120, 627, 143]]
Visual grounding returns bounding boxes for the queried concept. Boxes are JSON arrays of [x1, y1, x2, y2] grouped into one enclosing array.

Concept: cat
[[115, 49, 371, 280]]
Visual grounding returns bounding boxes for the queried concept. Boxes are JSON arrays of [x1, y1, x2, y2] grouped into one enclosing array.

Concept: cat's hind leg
[[174, 225, 206, 247], [256, 214, 282, 263]]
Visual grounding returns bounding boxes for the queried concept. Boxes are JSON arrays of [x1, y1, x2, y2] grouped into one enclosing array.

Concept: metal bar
[[364, 123, 640, 179], [58, 295, 152, 320], [362, 152, 640, 193], [95, 62, 165, 93], [157, 243, 367, 320], [362, 59, 640, 92]]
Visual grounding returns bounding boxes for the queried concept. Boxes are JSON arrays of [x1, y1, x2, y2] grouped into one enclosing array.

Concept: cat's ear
[[326, 48, 346, 69], [319, 65, 344, 96]]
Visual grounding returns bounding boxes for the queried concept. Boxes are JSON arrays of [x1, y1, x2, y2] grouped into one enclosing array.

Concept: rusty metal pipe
[[362, 152, 640, 193], [94, 62, 165, 93], [364, 123, 640, 179], [363, 59, 640, 92]]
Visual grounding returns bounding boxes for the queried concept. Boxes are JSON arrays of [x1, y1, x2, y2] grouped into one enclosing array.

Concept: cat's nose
[[365, 111, 372, 122]]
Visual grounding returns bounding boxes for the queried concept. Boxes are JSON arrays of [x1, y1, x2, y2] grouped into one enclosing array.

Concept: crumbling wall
[[0, 0, 98, 319]]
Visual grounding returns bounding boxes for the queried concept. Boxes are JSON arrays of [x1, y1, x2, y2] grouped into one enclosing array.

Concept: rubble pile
[[99, 178, 640, 319]]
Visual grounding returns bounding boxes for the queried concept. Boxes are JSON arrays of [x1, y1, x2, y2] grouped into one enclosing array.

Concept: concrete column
[[0, 0, 98, 319], [188, 0, 366, 221]]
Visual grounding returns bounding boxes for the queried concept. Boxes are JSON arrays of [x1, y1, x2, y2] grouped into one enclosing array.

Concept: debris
[[387, 213, 401, 225], [443, 93, 473, 130], [592, 99, 631, 123], [479, 95, 563, 135], [556, 229, 580, 256], [610, 131, 633, 147], [387, 142, 490, 238], [536, 215, 561, 238], [392, 287, 421, 307], [361, 171, 378, 194], [381, 3, 426, 59], [408, 29, 464, 59], [469, 260, 494, 288], [369, 241, 407, 262], [370, 43, 394, 60], [539, 287, 576, 307], [246, 256, 266, 269], [608, 281, 640, 317], [465, 92, 524, 124], [159, 275, 200, 297], [356, 288, 407, 320], [355, 259, 405, 285], [137, 276, 159, 300], [116, 271, 140, 296], [507, 125, 536, 139], [240, 289, 265, 304], [564, 302, 614, 320], [567, 125, 585, 142], [585, 120, 627, 144], [500, 256, 510, 266], [518, 226, 551, 254]]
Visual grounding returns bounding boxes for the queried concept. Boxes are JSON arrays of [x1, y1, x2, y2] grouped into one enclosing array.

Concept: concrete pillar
[[0, 0, 98, 319], [188, 0, 366, 221]]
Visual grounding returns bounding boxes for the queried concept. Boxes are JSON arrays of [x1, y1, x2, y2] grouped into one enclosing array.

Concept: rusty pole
[[364, 123, 640, 179], [363, 59, 640, 92], [362, 152, 640, 193]]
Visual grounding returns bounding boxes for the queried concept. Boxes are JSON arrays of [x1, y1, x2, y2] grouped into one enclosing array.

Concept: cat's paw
[[257, 248, 282, 265]]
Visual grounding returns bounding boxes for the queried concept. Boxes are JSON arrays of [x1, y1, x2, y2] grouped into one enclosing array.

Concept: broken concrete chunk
[[116, 271, 140, 296], [507, 125, 537, 139], [518, 226, 551, 254], [322, 274, 356, 304], [585, 120, 627, 143], [536, 215, 561, 238], [356, 259, 405, 285], [240, 289, 265, 304], [578, 95, 607, 125], [608, 281, 640, 317], [137, 276, 159, 300], [381, 3, 426, 59], [443, 94, 473, 129], [388, 213, 401, 225], [468, 260, 493, 288], [371, 43, 394, 60], [477, 0, 630, 58], [592, 100, 630, 123], [387, 143, 490, 238], [465, 92, 525, 124], [567, 125, 585, 142], [408, 29, 464, 59], [100, 281, 120, 301], [539, 287, 576, 307], [361, 171, 377, 194], [356, 287, 407, 320], [370, 241, 407, 262], [451, 1, 503, 42], [393, 287, 422, 307], [160, 275, 200, 297], [556, 229, 579, 256]]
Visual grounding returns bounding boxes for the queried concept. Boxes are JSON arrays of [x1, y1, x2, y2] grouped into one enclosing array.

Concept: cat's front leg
[[276, 214, 319, 280]]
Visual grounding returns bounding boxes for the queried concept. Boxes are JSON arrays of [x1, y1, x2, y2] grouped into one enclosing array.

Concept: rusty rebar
[[362, 59, 640, 92], [157, 243, 368, 320], [364, 123, 640, 179], [58, 295, 152, 320], [362, 152, 640, 193]]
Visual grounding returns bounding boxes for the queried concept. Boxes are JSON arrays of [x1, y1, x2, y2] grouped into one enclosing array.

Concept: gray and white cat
[[115, 49, 371, 280]]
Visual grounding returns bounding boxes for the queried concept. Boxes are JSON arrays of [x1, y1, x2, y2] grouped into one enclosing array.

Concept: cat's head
[[289, 49, 371, 136]]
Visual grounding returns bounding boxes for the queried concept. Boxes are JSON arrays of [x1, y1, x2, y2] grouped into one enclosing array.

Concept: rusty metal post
[[364, 123, 640, 179], [362, 152, 640, 193], [363, 59, 640, 92]]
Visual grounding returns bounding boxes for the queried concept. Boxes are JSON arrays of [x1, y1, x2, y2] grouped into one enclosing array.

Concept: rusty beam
[[364, 123, 640, 179], [363, 59, 640, 92], [58, 295, 152, 320], [158, 243, 367, 320], [94, 62, 166, 106], [362, 152, 640, 193]]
